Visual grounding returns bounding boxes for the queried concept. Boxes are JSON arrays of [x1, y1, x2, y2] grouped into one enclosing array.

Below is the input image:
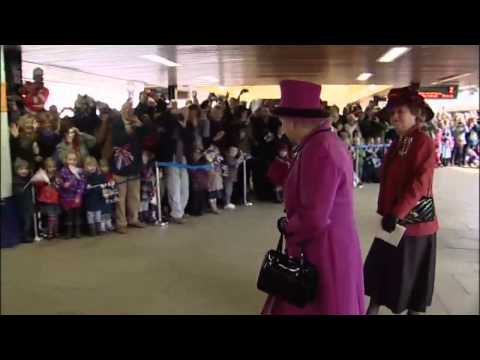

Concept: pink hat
[[273, 80, 330, 118]]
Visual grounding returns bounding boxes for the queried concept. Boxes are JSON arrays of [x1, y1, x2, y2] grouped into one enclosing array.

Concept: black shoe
[[64, 225, 73, 239], [74, 225, 82, 238]]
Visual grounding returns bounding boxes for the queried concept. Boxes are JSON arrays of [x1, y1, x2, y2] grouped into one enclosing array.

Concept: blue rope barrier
[[353, 144, 390, 149], [156, 162, 213, 170]]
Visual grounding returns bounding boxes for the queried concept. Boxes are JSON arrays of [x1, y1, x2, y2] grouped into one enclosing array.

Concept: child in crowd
[[351, 135, 364, 188], [139, 150, 157, 224], [362, 138, 382, 183], [187, 146, 210, 216], [266, 144, 293, 203], [205, 145, 223, 214], [57, 152, 86, 239], [84, 156, 107, 236], [99, 159, 118, 232], [440, 120, 454, 167], [222, 146, 244, 209], [12, 158, 35, 243], [31, 158, 61, 239], [465, 147, 480, 167]]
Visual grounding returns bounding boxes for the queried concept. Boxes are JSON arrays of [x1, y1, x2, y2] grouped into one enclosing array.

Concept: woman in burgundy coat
[[364, 86, 439, 315], [261, 80, 365, 315]]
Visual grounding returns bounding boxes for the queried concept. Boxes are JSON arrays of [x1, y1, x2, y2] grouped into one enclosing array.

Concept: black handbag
[[257, 219, 318, 308], [399, 196, 436, 225]]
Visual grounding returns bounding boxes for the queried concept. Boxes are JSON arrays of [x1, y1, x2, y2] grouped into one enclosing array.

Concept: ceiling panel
[[21, 45, 479, 88]]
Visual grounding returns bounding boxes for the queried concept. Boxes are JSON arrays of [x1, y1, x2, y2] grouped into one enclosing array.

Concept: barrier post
[[243, 156, 253, 206], [31, 186, 42, 242], [155, 164, 167, 227], [355, 146, 360, 181]]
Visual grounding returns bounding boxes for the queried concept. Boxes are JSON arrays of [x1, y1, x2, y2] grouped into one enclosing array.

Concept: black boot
[[88, 223, 97, 237], [74, 224, 82, 238], [64, 224, 73, 239]]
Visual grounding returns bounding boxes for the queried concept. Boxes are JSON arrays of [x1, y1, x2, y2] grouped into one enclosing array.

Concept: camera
[[373, 96, 386, 105]]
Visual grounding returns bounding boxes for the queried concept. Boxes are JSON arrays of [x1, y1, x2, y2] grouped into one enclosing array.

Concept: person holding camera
[[364, 86, 439, 315], [19, 67, 49, 113]]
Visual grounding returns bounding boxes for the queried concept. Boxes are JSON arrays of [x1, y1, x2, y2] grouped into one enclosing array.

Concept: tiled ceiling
[[21, 45, 479, 88]]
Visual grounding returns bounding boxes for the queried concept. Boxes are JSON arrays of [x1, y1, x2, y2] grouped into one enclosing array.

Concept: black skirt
[[364, 233, 437, 313]]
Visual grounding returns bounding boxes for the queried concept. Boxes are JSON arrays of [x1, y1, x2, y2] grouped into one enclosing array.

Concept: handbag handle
[[276, 218, 305, 265]]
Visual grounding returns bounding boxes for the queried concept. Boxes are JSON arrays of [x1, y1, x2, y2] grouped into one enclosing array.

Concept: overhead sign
[[419, 85, 458, 99]]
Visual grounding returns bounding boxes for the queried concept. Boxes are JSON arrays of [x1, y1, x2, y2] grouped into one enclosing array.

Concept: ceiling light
[[140, 55, 181, 67], [377, 47, 410, 63], [357, 73, 373, 81], [431, 73, 472, 85], [198, 76, 219, 82]]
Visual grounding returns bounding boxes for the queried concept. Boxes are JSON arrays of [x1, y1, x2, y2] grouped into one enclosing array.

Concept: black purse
[[399, 196, 436, 225], [257, 218, 318, 308]]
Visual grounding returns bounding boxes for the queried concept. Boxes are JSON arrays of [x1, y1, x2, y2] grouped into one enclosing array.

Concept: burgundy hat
[[273, 80, 330, 118], [378, 85, 434, 122]]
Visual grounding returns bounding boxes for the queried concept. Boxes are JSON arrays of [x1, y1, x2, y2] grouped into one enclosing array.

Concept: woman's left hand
[[381, 214, 398, 233], [277, 217, 289, 235]]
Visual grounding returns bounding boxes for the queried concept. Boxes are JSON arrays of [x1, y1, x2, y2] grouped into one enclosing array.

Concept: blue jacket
[[84, 171, 107, 212]]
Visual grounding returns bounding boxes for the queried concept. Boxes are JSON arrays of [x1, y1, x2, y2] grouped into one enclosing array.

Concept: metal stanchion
[[355, 146, 360, 181], [243, 156, 253, 206], [155, 164, 168, 227], [31, 186, 42, 242]]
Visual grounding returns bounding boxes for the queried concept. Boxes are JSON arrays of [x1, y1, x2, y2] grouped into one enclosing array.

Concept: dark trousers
[[186, 189, 208, 216], [17, 203, 33, 242], [252, 158, 275, 201], [452, 143, 465, 165]]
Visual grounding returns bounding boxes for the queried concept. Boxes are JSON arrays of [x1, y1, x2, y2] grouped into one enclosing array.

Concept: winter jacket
[[110, 117, 148, 177], [56, 132, 97, 166], [32, 171, 60, 205], [12, 175, 34, 215], [19, 82, 49, 113], [57, 166, 86, 209], [84, 171, 107, 212]]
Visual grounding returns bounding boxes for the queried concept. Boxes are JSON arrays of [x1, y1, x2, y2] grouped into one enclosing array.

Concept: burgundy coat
[[262, 127, 365, 315], [377, 125, 439, 237], [267, 156, 293, 187]]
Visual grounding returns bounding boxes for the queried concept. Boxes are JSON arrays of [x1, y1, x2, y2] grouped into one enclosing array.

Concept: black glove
[[381, 214, 398, 233], [277, 217, 288, 235]]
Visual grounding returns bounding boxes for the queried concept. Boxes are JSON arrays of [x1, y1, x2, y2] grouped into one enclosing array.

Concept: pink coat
[[262, 127, 365, 315]]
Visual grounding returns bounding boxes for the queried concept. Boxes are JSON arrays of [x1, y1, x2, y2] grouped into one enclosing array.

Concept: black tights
[[65, 208, 82, 227], [367, 299, 423, 315]]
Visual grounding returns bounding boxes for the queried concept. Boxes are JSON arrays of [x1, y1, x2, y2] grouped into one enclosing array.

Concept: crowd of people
[[7, 67, 480, 245], [8, 68, 298, 243], [330, 99, 480, 186]]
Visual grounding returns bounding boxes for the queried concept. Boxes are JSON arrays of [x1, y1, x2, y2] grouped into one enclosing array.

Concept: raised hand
[[10, 123, 19, 138]]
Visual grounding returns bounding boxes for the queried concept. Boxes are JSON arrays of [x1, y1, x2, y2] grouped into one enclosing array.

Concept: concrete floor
[[1, 167, 478, 315]]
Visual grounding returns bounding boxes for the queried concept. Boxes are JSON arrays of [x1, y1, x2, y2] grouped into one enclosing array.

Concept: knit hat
[[33, 67, 44, 77], [14, 158, 30, 171]]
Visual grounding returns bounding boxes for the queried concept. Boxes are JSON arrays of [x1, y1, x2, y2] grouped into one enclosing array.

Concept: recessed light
[[377, 47, 410, 63], [197, 76, 219, 82], [140, 55, 181, 67], [431, 73, 472, 85], [357, 73, 373, 81]]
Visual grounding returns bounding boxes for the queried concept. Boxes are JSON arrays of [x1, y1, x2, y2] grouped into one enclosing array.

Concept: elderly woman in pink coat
[[261, 80, 365, 315]]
